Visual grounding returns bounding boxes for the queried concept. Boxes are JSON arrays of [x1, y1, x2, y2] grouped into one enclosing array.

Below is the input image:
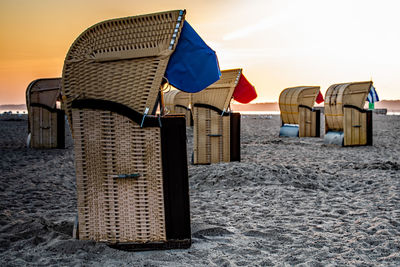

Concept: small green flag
[[369, 102, 375, 110]]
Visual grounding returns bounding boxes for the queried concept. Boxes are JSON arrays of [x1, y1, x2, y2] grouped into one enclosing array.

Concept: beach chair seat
[[62, 10, 201, 250], [192, 69, 256, 164], [26, 78, 65, 149], [324, 81, 373, 146], [279, 86, 321, 137]]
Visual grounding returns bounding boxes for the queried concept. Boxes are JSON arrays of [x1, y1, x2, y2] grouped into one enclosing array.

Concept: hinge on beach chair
[[140, 107, 150, 128], [158, 114, 162, 128], [220, 109, 226, 117]]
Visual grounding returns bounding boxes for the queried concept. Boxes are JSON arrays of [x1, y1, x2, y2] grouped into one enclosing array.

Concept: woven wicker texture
[[26, 78, 64, 149], [191, 69, 241, 112], [62, 10, 186, 129], [298, 107, 319, 137], [62, 10, 190, 244], [73, 109, 166, 243], [27, 78, 62, 109], [325, 81, 372, 132], [192, 69, 241, 164], [343, 107, 368, 146], [29, 107, 59, 148], [193, 107, 230, 164], [164, 89, 192, 126], [164, 90, 180, 113], [279, 86, 320, 125]]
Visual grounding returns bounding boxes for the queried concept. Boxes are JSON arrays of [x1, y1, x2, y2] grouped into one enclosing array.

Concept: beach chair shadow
[[324, 81, 373, 146]]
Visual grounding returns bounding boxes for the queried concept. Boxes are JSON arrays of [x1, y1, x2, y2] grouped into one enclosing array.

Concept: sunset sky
[[1, 0, 400, 105]]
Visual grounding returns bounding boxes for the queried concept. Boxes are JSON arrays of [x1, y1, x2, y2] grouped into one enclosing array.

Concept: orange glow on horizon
[[1, 0, 400, 105]]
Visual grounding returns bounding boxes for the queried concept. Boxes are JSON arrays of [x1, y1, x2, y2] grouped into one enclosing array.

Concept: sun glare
[[0, 0, 400, 104]]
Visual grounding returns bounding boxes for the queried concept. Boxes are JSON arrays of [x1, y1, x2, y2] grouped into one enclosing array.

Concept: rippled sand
[[1, 114, 399, 266]]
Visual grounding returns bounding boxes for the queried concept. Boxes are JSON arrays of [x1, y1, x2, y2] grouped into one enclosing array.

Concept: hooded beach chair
[[62, 10, 220, 250], [26, 78, 65, 149], [279, 86, 321, 137], [192, 69, 256, 164], [324, 81, 373, 146], [164, 90, 193, 126]]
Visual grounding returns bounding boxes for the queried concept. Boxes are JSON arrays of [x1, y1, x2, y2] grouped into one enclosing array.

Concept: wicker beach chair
[[192, 69, 244, 164], [62, 10, 193, 250], [324, 81, 373, 146], [26, 78, 65, 149], [279, 86, 321, 137], [164, 90, 193, 126]]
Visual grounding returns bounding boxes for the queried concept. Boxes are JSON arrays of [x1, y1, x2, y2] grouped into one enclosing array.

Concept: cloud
[[222, 11, 295, 41]]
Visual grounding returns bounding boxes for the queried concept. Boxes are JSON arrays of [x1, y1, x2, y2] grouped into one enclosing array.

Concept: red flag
[[232, 73, 257, 104], [316, 90, 324, 104]]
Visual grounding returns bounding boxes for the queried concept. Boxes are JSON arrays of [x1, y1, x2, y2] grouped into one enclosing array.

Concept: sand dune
[[1, 114, 399, 266]]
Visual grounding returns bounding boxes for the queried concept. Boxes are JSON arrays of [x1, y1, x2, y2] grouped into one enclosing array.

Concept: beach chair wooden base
[[29, 105, 65, 149], [299, 107, 320, 137], [108, 239, 191, 251], [193, 106, 240, 164], [324, 108, 372, 146], [72, 105, 190, 250], [343, 106, 372, 146]]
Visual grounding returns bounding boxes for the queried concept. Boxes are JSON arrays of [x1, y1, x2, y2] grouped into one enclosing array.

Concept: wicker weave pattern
[[73, 109, 166, 243], [192, 69, 240, 164], [279, 86, 319, 125], [62, 10, 185, 127], [193, 107, 230, 164], [164, 90, 179, 113], [343, 107, 368, 146], [325, 82, 371, 132], [29, 106, 58, 148], [164, 90, 192, 126], [191, 69, 241, 112]]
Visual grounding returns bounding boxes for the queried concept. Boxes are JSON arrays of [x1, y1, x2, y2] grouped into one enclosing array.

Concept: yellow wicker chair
[[26, 78, 65, 149], [62, 10, 191, 250], [164, 90, 193, 126], [279, 86, 321, 137], [324, 81, 373, 146], [192, 69, 242, 164]]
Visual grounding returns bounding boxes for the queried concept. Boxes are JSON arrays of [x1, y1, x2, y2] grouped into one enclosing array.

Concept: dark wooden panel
[[314, 109, 320, 137], [230, 112, 241, 162], [366, 110, 373, 146], [57, 110, 65, 148], [160, 115, 191, 242]]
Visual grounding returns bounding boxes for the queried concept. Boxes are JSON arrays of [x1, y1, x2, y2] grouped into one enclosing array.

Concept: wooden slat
[[360, 112, 367, 145]]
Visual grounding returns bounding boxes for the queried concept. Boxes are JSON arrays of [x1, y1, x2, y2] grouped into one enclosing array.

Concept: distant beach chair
[[61, 10, 219, 250], [192, 69, 256, 164], [26, 78, 65, 149], [279, 86, 321, 137], [324, 81, 373, 146], [164, 90, 193, 126]]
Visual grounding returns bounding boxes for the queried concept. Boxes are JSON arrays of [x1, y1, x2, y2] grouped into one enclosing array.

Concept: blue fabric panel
[[279, 124, 299, 137], [165, 21, 221, 93], [324, 131, 344, 146]]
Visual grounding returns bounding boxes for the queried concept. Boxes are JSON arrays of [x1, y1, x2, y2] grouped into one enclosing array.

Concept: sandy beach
[[0, 114, 399, 266]]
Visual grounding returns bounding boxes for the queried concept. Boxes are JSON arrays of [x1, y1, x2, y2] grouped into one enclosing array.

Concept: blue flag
[[367, 85, 379, 103], [165, 21, 221, 93]]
